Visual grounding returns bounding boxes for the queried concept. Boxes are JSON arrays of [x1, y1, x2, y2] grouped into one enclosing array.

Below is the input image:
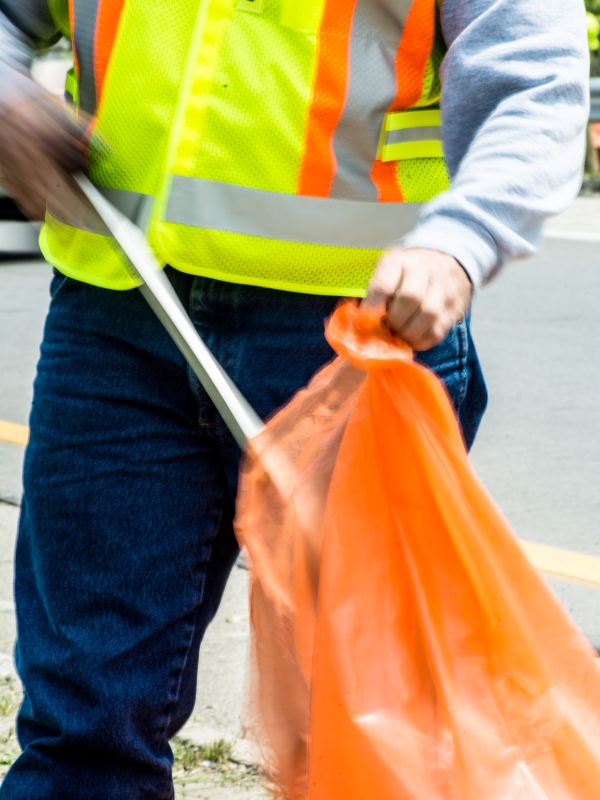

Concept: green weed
[[173, 737, 234, 769]]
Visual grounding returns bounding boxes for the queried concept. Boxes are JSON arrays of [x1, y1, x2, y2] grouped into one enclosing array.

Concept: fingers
[[396, 280, 446, 351], [364, 247, 472, 351], [386, 258, 430, 331], [1, 142, 54, 220], [364, 249, 404, 311], [0, 83, 87, 221], [1, 121, 64, 219], [36, 97, 87, 172]]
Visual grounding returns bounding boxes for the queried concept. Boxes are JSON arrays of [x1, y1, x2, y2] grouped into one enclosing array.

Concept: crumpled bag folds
[[235, 302, 600, 799]]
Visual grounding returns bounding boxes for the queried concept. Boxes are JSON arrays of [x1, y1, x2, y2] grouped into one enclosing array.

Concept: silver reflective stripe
[[97, 187, 154, 231], [329, 0, 412, 201], [72, 0, 100, 114], [165, 176, 422, 248], [48, 183, 153, 235], [385, 126, 442, 145]]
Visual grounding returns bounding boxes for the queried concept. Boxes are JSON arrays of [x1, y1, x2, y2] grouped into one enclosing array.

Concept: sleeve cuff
[[401, 215, 500, 289]]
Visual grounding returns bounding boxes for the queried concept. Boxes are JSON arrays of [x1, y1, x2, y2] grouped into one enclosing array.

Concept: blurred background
[[0, 12, 599, 797]]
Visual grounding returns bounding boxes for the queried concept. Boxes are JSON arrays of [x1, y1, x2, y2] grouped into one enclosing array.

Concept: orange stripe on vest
[[371, 0, 436, 202], [94, 0, 127, 105], [297, 0, 358, 198]]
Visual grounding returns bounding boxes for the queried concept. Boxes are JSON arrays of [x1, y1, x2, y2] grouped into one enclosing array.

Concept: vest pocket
[[378, 109, 443, 162]]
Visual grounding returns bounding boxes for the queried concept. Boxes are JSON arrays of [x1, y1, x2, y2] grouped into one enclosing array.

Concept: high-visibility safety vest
[[43, 0, 449, 295]]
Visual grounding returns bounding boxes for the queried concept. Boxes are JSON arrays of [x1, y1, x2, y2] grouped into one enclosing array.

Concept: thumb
[[362, 248, 404, 310]]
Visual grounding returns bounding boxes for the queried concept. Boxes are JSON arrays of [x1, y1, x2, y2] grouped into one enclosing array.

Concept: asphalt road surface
[[470, 235, 600, 649], [0, 213, 599, 759]]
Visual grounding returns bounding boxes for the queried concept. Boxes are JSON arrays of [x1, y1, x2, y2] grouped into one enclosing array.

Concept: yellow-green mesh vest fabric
[[398, 24, 449, 203], [41, 0, 449, 294], [41, 0, 201, 288], [152, 0, 368, 295]]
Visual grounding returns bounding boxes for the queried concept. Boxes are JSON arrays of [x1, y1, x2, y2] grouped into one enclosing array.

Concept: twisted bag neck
[[325, 301, 413, 370]]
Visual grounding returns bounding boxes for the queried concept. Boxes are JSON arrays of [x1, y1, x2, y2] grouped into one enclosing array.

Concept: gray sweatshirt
[[0, 0, 590, 287]]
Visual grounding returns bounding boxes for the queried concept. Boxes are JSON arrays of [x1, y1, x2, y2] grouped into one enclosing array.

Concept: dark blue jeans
[[2, 269, 487, 798]]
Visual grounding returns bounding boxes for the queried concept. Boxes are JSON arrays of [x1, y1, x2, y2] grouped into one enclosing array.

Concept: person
[[0, 0, 588, 795]]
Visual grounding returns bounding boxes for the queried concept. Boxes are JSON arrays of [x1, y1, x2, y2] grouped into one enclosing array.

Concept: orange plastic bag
[[235, 303, 600, 799]]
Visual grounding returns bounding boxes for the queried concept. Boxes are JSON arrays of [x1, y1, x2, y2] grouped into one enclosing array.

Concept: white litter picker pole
[[74, 174, 265, 449]]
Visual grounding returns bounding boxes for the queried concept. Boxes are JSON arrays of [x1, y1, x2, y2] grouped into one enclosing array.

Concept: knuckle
[[432, 322, 449, 343], [396, 289, 423, 308], [413, 338, 434, 352], [376, 250, 402, 275], [418, 302, 439, 323]]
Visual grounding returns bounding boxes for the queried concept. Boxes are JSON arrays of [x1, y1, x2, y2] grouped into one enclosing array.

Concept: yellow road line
[[0, 420, 29, 448], [0, 419, 599, 588], [520, 540, 600, 590]]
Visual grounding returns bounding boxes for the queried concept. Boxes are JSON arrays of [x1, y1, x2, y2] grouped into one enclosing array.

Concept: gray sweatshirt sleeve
[[403, 0, 590, 287], [0, 1, 59, 100], [0, 11, 34, 74], [0, 0, 58, 46]]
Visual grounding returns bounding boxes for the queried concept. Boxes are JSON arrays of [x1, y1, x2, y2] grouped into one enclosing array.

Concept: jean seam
[[455, 322, 469, 410], [158, 499, 225, 751], [49, 274, 71, 307]]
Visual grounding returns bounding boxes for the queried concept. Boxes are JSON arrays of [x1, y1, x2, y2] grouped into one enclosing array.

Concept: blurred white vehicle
[[0, 188, 40, 256]]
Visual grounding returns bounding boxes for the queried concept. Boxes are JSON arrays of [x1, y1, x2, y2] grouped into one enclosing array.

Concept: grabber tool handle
[[74, 173, 265, 449]]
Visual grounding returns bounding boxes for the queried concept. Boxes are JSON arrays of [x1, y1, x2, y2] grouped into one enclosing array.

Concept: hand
[[363, 247, 472, 351], [0, 79, 86, 221]]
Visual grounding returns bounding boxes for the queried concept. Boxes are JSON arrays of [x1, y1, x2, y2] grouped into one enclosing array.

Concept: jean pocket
[[415, 320, 469, 413]]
